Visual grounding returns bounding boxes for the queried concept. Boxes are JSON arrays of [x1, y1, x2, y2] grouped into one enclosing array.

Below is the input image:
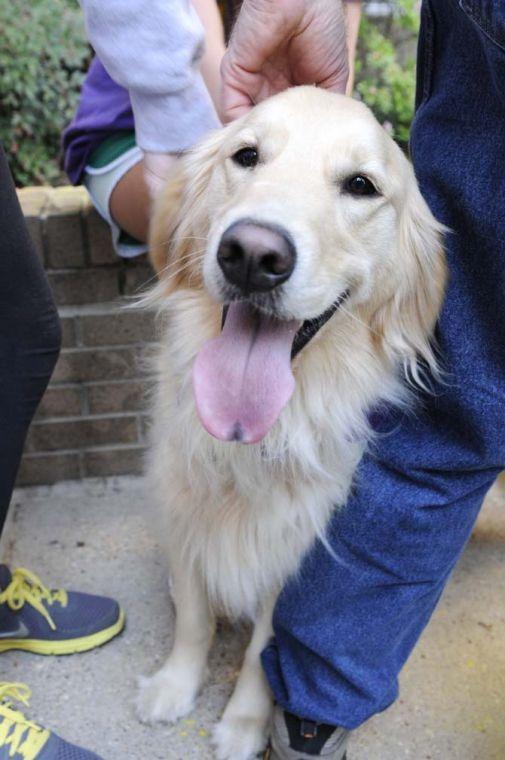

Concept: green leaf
[[354, 0, 419, 149], [0, 0, 89, 185]]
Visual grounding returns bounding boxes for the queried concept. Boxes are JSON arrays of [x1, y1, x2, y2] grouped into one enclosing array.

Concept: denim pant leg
[[262, 0, 505, 728], [0, 146, 61, 530]]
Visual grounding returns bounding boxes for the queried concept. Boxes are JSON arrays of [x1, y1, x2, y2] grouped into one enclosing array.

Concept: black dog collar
[[290, 289, 350, 359]]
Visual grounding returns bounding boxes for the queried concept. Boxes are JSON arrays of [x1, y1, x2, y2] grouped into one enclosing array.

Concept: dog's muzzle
[[217, 220, 296, 294]]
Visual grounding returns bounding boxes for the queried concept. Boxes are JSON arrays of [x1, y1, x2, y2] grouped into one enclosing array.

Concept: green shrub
[[355, 0, 420, 148], [0, 0, 90, 186]]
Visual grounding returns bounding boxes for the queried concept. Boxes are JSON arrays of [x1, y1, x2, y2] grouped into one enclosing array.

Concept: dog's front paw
[[136, 667, 198, 725], [213, 715, 269, 760]]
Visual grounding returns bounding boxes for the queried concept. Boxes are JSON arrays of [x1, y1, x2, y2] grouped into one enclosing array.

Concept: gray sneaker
[[266, 705, 350, 759]]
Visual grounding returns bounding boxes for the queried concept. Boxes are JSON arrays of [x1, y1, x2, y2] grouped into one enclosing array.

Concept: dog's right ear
[[148, 128, 229, 293], [149, 165, 187, 278]]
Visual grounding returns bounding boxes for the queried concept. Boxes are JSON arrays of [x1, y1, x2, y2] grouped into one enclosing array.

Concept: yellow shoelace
[[0, 683, 50, 759], [0, 568, 68, 631]]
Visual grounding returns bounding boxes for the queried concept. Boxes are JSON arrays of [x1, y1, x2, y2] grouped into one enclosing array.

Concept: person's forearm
[[79, 0, 219, 152], [192, 0, 226, 118], [344, 0, 362, 95]]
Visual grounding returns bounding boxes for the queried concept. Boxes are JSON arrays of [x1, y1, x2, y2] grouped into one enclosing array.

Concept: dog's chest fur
[[147, 293, 400, 619]]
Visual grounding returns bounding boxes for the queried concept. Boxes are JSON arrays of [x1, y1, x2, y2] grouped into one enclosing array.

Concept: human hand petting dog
[[221, 0, 350, 122], [145, 0, 356, 197]]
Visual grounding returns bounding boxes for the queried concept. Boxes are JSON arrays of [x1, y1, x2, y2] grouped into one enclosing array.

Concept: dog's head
[[151, 87, 446, 444]]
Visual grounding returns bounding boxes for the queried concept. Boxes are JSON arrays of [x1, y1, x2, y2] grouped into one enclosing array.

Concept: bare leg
[[213, 598, 275, 760], [109, 160, 151, 243], [136, 560, 214, 724]]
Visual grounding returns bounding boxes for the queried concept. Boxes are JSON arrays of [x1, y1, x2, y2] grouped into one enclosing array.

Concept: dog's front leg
[[213, 596, 275, 760], [136, 559, 214, 725]]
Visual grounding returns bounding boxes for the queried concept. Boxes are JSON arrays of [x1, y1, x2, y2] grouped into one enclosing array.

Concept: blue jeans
[[262, 0, 505, 729]]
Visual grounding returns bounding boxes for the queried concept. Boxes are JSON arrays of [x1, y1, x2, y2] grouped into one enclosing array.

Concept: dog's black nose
[[217, 221, 296, 293]]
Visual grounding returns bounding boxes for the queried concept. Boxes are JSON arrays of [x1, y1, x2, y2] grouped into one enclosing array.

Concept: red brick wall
[[16, 187, 156, 485]]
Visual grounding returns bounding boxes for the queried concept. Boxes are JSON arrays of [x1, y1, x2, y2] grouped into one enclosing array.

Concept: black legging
[[0, 145, 61, 532]]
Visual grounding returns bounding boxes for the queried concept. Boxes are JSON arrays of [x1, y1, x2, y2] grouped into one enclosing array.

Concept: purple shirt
[[63, 57, 135, 185]]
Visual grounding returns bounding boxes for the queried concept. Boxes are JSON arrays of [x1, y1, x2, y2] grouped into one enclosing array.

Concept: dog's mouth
[[193, 289, 350, 445], [193, 301, 300, 444]]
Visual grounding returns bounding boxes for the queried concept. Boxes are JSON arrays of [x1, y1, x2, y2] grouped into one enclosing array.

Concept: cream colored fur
[[136, 88, 447, 760]]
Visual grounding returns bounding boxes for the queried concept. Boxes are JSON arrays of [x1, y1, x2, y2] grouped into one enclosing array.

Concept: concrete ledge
[[18, 185, 90, 215]]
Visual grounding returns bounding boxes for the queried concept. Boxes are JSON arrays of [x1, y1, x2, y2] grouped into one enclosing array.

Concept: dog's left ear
[[371, 169, 448, 383], [149, 127, 229, 291]]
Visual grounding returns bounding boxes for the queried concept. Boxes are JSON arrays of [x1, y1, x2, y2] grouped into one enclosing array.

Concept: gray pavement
[[1, 475, 504, 760]]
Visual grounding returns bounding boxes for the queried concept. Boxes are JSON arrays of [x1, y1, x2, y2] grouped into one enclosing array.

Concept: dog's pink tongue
[[193, 303, 299, 443]]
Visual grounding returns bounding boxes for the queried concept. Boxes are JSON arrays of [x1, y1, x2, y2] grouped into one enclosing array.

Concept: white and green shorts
[[84, 132, 148, 259]]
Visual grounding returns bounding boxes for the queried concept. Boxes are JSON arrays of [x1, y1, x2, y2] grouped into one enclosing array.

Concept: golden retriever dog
[[136, 87, 446, 760]]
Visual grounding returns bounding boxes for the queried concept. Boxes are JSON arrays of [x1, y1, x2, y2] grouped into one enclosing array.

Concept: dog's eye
[[344, 175, 378, 197], [231, 147, 259, 168]]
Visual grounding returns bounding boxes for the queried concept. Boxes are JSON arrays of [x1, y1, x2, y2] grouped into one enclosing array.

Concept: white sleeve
[[79, 0, 219, 152]]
